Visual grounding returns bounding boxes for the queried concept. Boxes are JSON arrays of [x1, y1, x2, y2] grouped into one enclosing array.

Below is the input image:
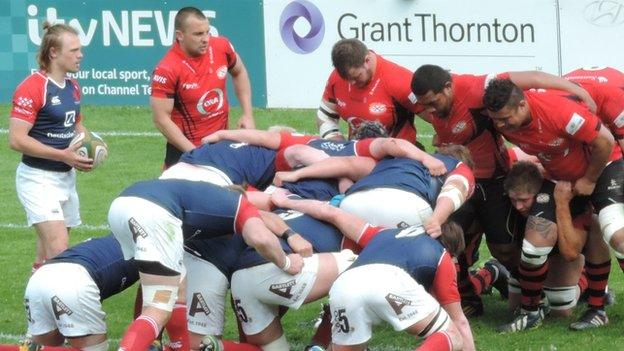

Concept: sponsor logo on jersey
[[537, 152, 552, 162], [565, 113, 586, 135], [189, 292, 211, 317], [183, 82, 199, 90], [51, 96, 61, 105], [385, 293, 414, 315], [408, 92, 418, 104], [217, 65, 228, 79], [152, 74, 167, 84], [608, 179, 621, 190], [614, 111, 624, 128], [269, 279, 297, 299], [336, 98, 346, 108], [369, 102, 387, 114], [319, 141, 346, 152], [536, 193, 550, 204], [452, 121, 467, 134], [548, 138, 564, 147], [197, 88, 224, 116]]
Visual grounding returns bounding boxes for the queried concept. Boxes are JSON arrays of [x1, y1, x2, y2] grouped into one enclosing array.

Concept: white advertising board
[[264, 0, 560, 108], [558, 0, 624, 74]]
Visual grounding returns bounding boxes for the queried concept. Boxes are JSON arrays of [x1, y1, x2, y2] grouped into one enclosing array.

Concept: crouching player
[[14, 234, 138, 351], [271, 184, 475, 350], [107, 179, 303, 351], [230, 205, 357, 351]]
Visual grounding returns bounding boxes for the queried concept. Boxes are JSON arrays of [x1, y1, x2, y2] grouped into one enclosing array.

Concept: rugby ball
[[70, 131, 108, 168]]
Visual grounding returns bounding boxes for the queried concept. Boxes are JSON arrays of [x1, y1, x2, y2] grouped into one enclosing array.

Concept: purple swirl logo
[[280, 0, 325, 54]]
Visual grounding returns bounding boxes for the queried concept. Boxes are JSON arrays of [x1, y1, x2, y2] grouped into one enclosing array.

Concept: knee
[[521, 239, 552, 267]]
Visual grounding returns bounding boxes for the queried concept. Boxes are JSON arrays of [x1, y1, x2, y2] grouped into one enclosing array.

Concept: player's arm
[[202, 129, 281, 148], [270, 192, 376, 247], [282, 144, 330, 168], [273, 156, 376, 186], [575, 124, 615, 195], [554, 181, 588, 261], [151, 96, 196, 153], [8, 118, 92, 171], [317, 97, 345, 141], [433, 253, 476, 351], [367, 138, 447, 175], [424, 165, 475, 238], [258, 210, 313, 257], [508, 71, 597, 112], [230, 54, 255, 129]]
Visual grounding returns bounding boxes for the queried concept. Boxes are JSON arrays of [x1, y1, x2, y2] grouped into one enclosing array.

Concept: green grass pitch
[[0, 104, 623, 350]]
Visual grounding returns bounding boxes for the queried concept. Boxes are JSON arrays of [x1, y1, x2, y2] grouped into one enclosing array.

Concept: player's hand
[[273, 171, 299, 186], [62, 142, 93, 172], [423, 156, 447, 176], [284, 253, 304, 275], [424, 217, 442, 238], [201, 131, 223, 144], [554, 181, 574, 204], [573, 177, 596, 196], [237, 114, 255, 129], [287, 234, 313, 257]]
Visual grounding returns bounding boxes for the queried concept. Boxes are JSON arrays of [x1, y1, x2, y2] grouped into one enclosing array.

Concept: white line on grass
[[0, 223, 108, 231], [0, 129, 434, 138]]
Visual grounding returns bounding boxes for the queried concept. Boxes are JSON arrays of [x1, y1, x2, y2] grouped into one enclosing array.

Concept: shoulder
[[210, 35, 235, 52], [14, 71, 47, 95]]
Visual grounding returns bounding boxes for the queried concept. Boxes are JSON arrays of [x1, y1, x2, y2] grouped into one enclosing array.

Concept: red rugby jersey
[[564, 66, 624, 89], [431, 73, 510, 179], [321, 53, 422, 143], [500, 90, 621, 181], [151, 37, 237, 145]]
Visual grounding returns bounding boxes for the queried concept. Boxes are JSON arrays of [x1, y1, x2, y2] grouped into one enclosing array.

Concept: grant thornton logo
[[280, 0, 325, 54]]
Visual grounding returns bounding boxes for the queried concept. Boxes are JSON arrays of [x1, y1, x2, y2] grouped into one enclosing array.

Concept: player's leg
[[543, 253, 584, 317], [571, 216, 611, 330]]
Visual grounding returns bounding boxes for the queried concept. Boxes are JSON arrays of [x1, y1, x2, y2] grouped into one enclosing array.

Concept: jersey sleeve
[[382, 60, 421, 113], [220, 36, 238, 70], [151, 63, 178, 99], [278, 132, 318, 150], [356, 224, 384, 247], [431, 252, 461, 305], [558, 103, 601, 143], [447, 163, 476, 198], [10, 78, 44, 124], [70, 78, 83, 123], [353, 138, 375, 158]]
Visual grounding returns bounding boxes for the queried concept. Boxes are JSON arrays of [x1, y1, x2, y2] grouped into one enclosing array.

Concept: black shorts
[[450, 176, 517, 245], [164, 142, 184, 169], [591, 159, 624, 211]]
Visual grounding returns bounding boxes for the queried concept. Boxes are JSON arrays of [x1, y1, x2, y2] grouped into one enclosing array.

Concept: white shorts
[[108, 196, 185, 275], [231, 255, 320, 335], [24, 262, 105, 337], [183, 251, 229, 336], [16, 162, 81, 227], [160, 162, 233, 186], [329, 264, 442, 346], [340, 188, 433, 228]]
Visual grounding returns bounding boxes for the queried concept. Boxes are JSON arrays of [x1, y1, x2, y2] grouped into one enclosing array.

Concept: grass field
[[0, 103, 623, 350]]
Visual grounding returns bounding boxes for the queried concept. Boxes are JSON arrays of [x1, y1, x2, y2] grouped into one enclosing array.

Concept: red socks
[[164, 304, 190, 351], [416, 331, 452, 351], [222, 340, 262, 351], [119, 315, 160, 351]]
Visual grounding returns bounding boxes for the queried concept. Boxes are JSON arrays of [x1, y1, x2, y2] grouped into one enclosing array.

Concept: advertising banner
[[1, 0, 266, 106], [264, 0, 560, 108], [558, 0, 624, 74]]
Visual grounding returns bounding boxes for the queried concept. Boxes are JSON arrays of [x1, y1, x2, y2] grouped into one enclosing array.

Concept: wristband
[[282, 228, 295, 240], [281, 255, 292, 271]]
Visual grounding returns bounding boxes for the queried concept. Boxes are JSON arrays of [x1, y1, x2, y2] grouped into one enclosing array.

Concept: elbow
[[8, 137, 21, 152]]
